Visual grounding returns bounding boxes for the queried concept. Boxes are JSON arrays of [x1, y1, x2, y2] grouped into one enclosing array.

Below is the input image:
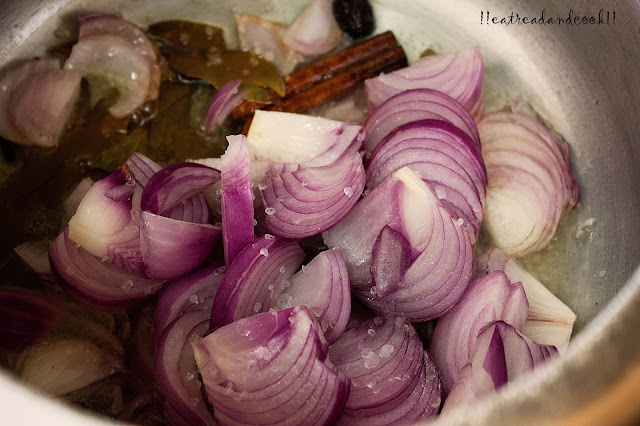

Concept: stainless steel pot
[[1, 0, 639, 424]]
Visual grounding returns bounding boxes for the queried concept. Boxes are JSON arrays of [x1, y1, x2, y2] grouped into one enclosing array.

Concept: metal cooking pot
[[1, 0, 639, 424]]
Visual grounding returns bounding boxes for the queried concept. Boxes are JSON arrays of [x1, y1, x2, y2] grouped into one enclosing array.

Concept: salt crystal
[[379, 344, 394, 358], [258, 183, 267, 191], [599, 270, 607, 277], [435, 185, 447, 199], [121, 280, 134, 291], [301, 181, 308, 186], [367, 328, 376, 336], [370, 286, 377, 295], [253, 302, 262, 312], [265, 207, 276, 215], [260, 248, 269, 257], [264, 234, 275, 240], [456, 218, 464, 226], [279, 266, 286, 273], [189, 294, 200, 304], [185, 372, 195, 381], [252, 219, 258, 226], [343, 186, 354, 197]]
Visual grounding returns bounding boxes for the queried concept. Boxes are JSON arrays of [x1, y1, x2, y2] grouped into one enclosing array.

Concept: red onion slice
[[328, 316, 441, 424], [155, 309, 215, 426], [8, 68, 82, 147], [49, 228, 164, 308], [235, 13, 302, 75], [283, 0, 343, 57], [221, 135, 255, 265], [155, 266, 226, 337], [443, 320, 558, 411], [68, 168, 137, 260], [141, 162, 220, 219], [259, 151, 366, 239], [64, 14, 161, 118], [364, 88, 481, 154], [0, 288, 61, 352], [204, 80, 247, 132], [247, 110, 364, 167], [430, 271, 529, 394], [125, 152, 162, 187], [193, 306, 349, 425], [479, 111, 578, 256], [477, 247, 576, 352], [366, 119, 486, 234], [140, 211, 221, 281], [273, 249, 351, 344], [365, 47, 484, 119], [0, 58, 60, 143], [324, 167, 474, 321], [210, 235, 305, 328]]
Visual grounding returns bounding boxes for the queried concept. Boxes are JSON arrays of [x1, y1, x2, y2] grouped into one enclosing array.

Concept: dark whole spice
[[332, 0, 375, 38]]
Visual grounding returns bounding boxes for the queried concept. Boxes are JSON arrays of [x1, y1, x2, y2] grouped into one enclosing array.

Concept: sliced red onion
[[140, 211, 221, 281], [272, 249, 351, 344], [443, 320, 558, 411], [0, 288, 61, 352], [193, 306, 350, 425], [68, 168, 138, 260], [328, 316, 440, 424], [204, 80, 247, 133], [17, 337, 126, 397], [64, 13, 161, 118], [430, 271, 529, 394], [235, 13, 302, 75], [364, 88, 481, 154], [0, 58, 60, 143], [477, 247, 576, 352], [365, 47, 484, 119], [369, 226, 412, 300], [155, 309, 215, 426], [125, 152, 162, 187], [259, 151, 365, 239], [50, 227, 164, 307], [479, 111, 578, 256], [155, 266, 225, 337], [366, 119, 486, 235], [210, 235, 305, 328], [141, 162, 220, 219], [283, 0, 343, 57], [247, 110, 364, 167], [7, 68, 82, 147], [221, 135, 255, 265], [323, 167, 474, 321]]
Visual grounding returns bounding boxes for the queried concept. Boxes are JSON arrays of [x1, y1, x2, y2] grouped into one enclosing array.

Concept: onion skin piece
[[154, 309, 215, 426], [324, 167, 474, 321], [273, 249, 351, 344], [364, 88, 481, 154], [260, 151, 366, 239], [193, 306, 350, 425], [477, 247, 576, 353], [210, 235, 305, 329], [430, 271, 529, 395], [50, 227, 164, 308], [221, 135, 255, 266], [64, 13, 161, 118], [247, 110, 364, 167], [443, 321, 558, 412], [283, 0, 343, 57], [365, 46, 484, 119], [0, 288, 62, 352], [140, 211, 221, 281], [479, 111, 578, 256], [329, 316, 441, 424]]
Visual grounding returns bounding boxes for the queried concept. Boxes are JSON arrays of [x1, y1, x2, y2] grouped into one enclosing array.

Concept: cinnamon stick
[[232, 31, 405, 118], [266, 44, 407, 114]]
